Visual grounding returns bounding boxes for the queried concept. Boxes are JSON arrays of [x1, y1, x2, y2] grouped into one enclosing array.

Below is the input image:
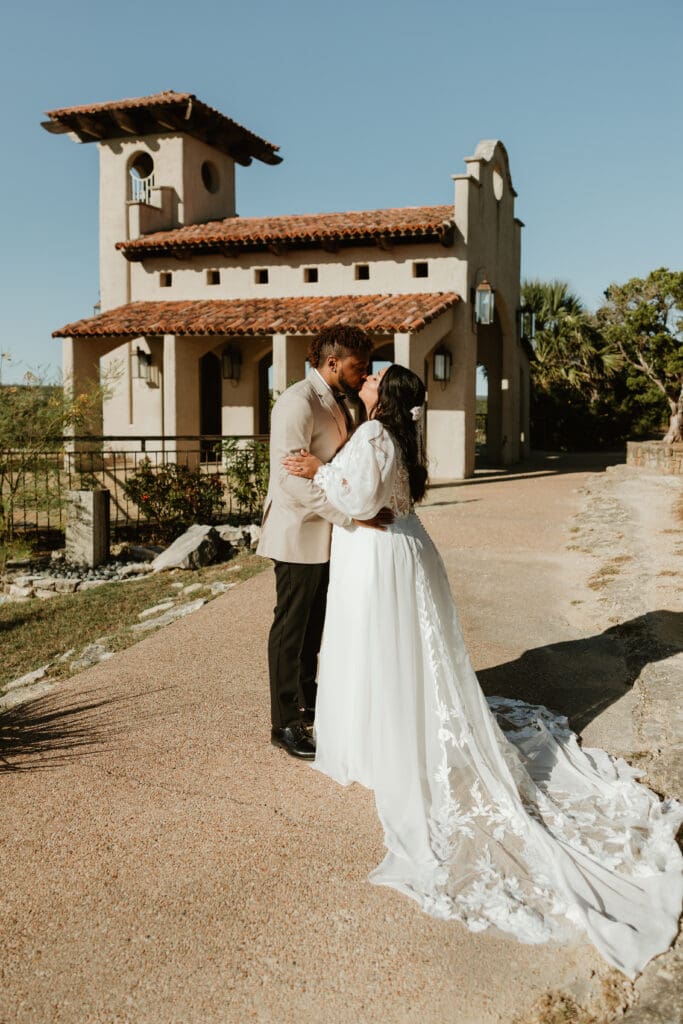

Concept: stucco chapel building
[[46, 90, 530, 479]]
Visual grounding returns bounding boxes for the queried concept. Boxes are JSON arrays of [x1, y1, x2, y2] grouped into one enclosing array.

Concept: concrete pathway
[[1, 455, 680, 1024]]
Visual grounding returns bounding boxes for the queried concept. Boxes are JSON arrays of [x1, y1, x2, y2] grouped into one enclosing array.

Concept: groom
[[258, 325, 379, 758]]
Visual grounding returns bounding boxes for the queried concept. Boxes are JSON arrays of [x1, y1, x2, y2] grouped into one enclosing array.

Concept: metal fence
[[0, 434, 270, 542]]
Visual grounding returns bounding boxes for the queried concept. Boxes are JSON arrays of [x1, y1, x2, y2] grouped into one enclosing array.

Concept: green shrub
[[123, 459, 225, 542], [221, 439, 270, 518]]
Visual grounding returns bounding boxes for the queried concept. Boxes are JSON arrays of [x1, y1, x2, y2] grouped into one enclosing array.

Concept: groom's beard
[[337, 377, 361, 399]]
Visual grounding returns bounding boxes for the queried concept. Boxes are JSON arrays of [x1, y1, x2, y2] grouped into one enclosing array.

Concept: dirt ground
[[0, 454, 680, 1024]]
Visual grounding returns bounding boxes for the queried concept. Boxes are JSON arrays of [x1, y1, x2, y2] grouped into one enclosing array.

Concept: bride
[[282, 364, 683, 979]]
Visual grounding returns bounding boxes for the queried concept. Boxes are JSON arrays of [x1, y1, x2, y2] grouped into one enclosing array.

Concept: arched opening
[[200, 351, 222, 461], [476, 363, 489, 464], [128, 151, 155, 204], [371, 340, 393, 373], [476, 321, 504, 465]]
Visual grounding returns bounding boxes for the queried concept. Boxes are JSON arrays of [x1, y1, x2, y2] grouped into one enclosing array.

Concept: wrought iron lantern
[[519, 304, 536, 343], [134, 347, 152, 380], [433, 347, 452, 383], [475, 280, 496, 325], [222, 346, 242, 382]]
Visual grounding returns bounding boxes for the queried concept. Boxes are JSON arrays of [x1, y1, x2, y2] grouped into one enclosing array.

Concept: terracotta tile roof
[[53, 293, 459, 339], [117, 205, 456, 258], [42, 91, 281, 166]]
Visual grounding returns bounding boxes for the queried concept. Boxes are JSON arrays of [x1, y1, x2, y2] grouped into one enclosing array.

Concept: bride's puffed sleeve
[[313, 421, 395, 520]]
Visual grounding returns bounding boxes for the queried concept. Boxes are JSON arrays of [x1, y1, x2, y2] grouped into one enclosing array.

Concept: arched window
[[128, 152, 155, 204]]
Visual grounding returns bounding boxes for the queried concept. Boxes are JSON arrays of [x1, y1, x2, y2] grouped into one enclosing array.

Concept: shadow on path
[[429, 451, 625, 491], [0, 687, 153, 773], [478, 610, 682, 733]]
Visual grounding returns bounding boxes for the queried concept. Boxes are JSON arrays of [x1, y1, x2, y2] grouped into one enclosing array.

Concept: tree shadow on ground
[[0, 688, 138, 772], [428, 451, 626, 491], [477, 610, 682, 733]]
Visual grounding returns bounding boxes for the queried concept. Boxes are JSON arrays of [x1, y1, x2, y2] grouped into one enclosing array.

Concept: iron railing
[[0, 434, 270, 541]]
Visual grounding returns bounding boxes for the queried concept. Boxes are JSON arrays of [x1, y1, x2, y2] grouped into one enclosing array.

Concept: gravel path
[[1, 454, 680, 1024]]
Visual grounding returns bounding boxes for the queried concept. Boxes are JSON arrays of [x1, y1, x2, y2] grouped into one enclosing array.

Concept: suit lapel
[[310, 373, 347, 442]]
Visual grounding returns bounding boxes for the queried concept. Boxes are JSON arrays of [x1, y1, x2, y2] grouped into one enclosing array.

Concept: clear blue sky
[[1, 0, 681, 382]]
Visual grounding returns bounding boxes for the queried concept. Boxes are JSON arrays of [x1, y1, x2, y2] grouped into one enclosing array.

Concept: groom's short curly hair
[[308, 325, 372, 368]]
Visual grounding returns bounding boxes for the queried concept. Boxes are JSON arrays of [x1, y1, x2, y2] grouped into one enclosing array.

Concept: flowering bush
[[123, 459, 225, 542]]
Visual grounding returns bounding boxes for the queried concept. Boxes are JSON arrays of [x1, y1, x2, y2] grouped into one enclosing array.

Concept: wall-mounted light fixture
[[519, 304, 536, 343], [222, 346, 242, 382], [475, 280, 495, 325], [433, 347, 452, 383], [134, 347, 152, 380]]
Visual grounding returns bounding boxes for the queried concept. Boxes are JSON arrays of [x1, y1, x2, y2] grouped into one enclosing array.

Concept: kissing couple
[[256, 324, 683, 978]]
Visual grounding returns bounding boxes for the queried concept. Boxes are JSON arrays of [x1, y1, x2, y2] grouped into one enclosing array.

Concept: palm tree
[[521, 280, 617, 397]]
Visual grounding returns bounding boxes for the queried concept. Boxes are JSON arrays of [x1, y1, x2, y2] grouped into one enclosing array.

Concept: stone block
[[9, 584, 33, 598], [124, 544, 164, 562], [130, 598, 206, 631], [70, 643, 113, 671], [65, 489, 111, 568], [138, 600, 175, 620], [78, 579, 108, 591], [54, 578, 79, 594], [13, 575, 35, 587], [5, 665, 50, 691], [31, 577, 56, 591], [151, 525, 220, 572], [209, 581, 236, 595], [626, 440, 683, 475], [35, 589, 59, 599], [117, 562, 152, 578]]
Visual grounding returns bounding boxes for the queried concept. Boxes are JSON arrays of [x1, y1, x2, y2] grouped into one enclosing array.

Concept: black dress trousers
[[268, 560, 330, 729]]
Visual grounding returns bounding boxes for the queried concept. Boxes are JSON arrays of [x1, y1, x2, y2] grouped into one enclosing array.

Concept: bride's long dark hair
[[374, 365, 428, 502]]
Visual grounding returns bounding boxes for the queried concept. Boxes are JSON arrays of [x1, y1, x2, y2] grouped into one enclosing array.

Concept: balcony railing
[[129, 172, 155, 205]]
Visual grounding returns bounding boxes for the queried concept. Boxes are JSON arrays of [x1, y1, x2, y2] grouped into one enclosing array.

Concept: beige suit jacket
[[257, 372, 352, 564]]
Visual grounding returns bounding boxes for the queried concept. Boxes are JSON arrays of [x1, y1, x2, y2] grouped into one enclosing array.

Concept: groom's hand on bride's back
[[353, 507, 394, 531]]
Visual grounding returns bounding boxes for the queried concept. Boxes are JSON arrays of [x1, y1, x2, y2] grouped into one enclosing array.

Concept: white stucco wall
[[98, 134, 236, 311], [128, 243, 463, 302]]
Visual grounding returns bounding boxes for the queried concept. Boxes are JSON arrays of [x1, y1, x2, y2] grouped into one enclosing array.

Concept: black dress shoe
[[271, 722, 316, 759]]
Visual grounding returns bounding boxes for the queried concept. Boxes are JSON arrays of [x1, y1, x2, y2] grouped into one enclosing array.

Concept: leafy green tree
[[598, 268, 683, 443], [0, 354, 110, 558]]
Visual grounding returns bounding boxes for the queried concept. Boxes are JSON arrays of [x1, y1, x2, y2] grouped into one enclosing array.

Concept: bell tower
[[43, 91, 282, 309]]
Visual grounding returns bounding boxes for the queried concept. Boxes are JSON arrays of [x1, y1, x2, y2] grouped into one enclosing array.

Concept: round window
[[201, 160, 220, 193], [129, 152, 154, 180]]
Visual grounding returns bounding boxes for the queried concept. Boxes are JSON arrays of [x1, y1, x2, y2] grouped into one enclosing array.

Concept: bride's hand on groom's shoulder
[[283, 449, 322, 479]]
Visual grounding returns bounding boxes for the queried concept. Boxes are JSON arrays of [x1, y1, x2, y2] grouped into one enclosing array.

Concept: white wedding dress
[[312, 419, 683, 979]]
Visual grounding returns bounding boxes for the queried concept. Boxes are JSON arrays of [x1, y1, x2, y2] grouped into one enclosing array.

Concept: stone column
[[419, 304, 476, 480], [65, 489, 110, 567], [62, 336, 104, 452], [272, 334, 309, 398], [162, 334, 179, 458]]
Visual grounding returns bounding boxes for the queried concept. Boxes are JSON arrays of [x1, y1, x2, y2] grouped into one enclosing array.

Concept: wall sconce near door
[[222, 346, 242, 383], [133, 347, 159, 387], [134, 347, 152, 380], [474, 280, 495, 325], [433, 347, 452, 384], [519, 304, 536, 343]]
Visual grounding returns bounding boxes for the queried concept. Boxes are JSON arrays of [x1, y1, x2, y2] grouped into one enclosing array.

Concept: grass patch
[[515, 974, 632, 1024], [587, 554, 634, 590], [0, 554, 269, 691]]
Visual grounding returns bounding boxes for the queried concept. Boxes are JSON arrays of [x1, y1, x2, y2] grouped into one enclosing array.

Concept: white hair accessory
[[410, 406, 423, 421]]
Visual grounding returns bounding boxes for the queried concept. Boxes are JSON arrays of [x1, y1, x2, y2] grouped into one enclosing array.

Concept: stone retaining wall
[[626, 440, 683, 475]]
